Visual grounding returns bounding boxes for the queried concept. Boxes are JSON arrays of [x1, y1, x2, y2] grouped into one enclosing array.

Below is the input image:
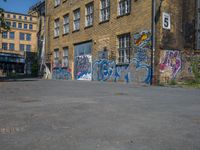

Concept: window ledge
[[84, 25, 93, 29], [117, 13, 131, 19], [99, 20, 109, 25], [72, 29, 80, 33], [53, 36, 59, 39], [62, 33, 69, 36], [54, 5, 60, 8]]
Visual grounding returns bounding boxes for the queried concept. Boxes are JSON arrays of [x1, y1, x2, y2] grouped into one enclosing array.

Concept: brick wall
[[46, 0, 152, 82]]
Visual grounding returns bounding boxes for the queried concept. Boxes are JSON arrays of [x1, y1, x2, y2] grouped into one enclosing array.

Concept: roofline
[[4, 11, 37, 17], [29, 0, 45, 12]]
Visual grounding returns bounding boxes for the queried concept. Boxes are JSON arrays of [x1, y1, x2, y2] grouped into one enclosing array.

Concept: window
[[24, 24, 28, 29], [26, 34, 31, 41], [54, 18, 60, 37], [118, 0, 131, 16], [26, 45, 31, 51], [12, 22, 16, 28], [54, 0, 60, 7], [6, 21, 11, 27], [9, 32, 15, 39], [2, 31, 8, 39], [24, 16, 27, 20], [9, 43, 15, 50], [63, 14, 69, 34], [30, 17, 32, 21], [18, 23, 22, 29], [62, 47, 68, 67], [20, 33, 25, 40], [29, 24, 33, 30], [73, 9, 80, 31], [7, 14, 10, 18], [118, 33, 130, 63], [20, 44, 25, 51], [85, 2, 94, 27], [54, 49, 59, 66], [13, 15, 16, 19], [100, 0, 110, 22], [2, 43, 8, 50], [19, 16, 22, 20]]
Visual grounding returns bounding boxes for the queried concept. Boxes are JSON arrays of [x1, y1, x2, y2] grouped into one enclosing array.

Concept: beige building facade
[[0, 11, 37, 75]]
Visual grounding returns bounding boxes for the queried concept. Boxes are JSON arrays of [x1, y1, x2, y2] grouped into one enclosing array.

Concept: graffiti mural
[[92, 30, 152, 84], [92, 58, 151, 84], [133, 30, 151, 63], [75, 55, 92, 80], [160, 50, 181, 80], [92, 59, 116, 81], [52, 67, 72, 80]]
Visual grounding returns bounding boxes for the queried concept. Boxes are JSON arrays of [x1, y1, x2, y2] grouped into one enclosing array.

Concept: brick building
[[29, 0, 46, 75], [0, 11, 37, 76], [155, 0, 200, 84], [45, 0, 200, 84]]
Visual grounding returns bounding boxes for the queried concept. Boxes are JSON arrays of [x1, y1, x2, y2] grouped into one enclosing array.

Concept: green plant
[[191, 57, 200, 83], [169, 79, 177, 85]]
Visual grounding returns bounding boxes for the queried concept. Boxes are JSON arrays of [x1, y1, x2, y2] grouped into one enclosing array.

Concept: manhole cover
[[114, 92, 128, 96]]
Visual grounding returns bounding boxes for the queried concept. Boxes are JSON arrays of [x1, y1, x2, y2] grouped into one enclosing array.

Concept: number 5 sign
[[163, 12, 171, 30]]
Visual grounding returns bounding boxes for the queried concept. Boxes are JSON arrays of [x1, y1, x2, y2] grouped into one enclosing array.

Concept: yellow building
[[0, 11, 37, 75]]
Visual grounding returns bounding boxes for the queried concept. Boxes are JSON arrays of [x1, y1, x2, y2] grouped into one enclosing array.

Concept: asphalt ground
[[0, 79, 200, 150]]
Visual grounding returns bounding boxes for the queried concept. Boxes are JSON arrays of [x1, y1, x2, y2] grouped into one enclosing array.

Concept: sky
[[0, 0, 40, 14]]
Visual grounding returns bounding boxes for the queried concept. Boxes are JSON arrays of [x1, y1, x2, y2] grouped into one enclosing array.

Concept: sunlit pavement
[[0, 79, 200, 150]]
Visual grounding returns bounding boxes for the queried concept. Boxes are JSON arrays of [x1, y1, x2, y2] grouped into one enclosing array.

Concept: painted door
[[74, 42, 92, 80]]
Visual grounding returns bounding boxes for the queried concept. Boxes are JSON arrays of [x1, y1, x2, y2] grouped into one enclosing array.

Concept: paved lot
[[0, 79, 200, 150]]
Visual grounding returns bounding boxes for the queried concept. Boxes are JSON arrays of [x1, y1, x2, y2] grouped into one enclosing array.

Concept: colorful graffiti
[[52, 67, 72, 80], [133, 30, 151, 63], [75, 55, 92, 80], [92, 59, 116, 81], [160, 50, 181, 79], [92, 30, 152, 84], [92, 58, 151, 84]]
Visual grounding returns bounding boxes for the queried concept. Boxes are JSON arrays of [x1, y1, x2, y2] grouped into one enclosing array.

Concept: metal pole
[[151, 0, 156, 85]]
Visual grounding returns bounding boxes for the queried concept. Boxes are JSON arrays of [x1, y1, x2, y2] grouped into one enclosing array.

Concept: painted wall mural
[[75, 55, 92, 80], [92, 30, 152, 84], [133, 30, 151, 63], [159, 50, 181, 81], [92, 58, 151, 84], [52, 67, 72, 80]]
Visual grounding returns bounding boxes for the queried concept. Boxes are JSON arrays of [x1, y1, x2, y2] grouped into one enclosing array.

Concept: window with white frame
[[100, 0, 110, 22], [63, 14, 69, 34], [54, 18, 60, 37], [54, 0, 60, 7], [85, 2, 94, 27], [118, 33, 130, 63], [73, 9, 80, 31], [118, 0, 131, 16], [54, 49, 59, 67], [62, 47, 68, 67]]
